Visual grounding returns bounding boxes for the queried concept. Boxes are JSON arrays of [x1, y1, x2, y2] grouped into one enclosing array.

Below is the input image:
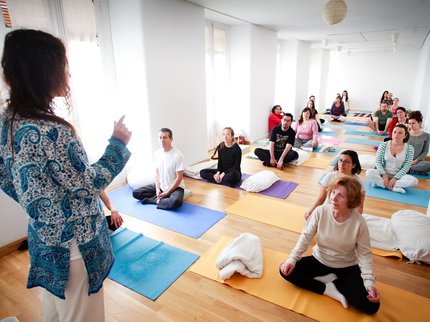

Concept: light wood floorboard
[[1, 120, 429, 321]]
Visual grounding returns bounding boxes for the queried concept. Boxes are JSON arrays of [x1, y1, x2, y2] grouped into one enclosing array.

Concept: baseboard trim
[[0, 238, 27, 257]]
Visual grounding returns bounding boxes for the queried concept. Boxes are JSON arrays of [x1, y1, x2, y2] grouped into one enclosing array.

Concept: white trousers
[[366, 169, 418, 189], [43, 258, 105, 322]]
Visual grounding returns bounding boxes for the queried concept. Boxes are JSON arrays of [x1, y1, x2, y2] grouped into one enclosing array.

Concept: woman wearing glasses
[[304, 150, 365, 220]]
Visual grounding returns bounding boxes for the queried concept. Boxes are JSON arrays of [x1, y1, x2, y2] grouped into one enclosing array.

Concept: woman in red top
[[386, 106, 408, 141], [268, 105, 284, 133]]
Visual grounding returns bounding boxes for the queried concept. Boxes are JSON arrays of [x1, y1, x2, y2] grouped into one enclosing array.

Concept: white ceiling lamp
[[323, 0, 348, 25]]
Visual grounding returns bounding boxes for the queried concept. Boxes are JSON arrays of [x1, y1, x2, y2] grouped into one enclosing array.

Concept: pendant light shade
[[323, 0, 348, 25]]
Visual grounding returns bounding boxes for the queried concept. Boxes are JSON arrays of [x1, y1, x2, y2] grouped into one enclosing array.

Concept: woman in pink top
[[292, 107, 318, 151]]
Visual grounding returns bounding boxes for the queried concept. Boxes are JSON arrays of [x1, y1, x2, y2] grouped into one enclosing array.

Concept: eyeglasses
[[338, 159, 352, 164]]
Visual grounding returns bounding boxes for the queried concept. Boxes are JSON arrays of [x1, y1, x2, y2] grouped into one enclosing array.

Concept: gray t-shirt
[[408, 132, 430, 161]]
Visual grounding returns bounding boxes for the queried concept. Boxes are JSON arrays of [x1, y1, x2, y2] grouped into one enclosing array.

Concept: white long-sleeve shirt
[[287, 204, 376, 288]]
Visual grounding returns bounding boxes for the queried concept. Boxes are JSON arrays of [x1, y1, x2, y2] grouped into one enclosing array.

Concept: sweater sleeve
[[375, 142, 387, 175], [394, 144, 414, 180], [311, 120, 318, 142], [287, 207, 319, 266], [416, 133, 430, 161], [233, 144, 242, 172], [387, 118, 397, 139], [355, 218, 376, 289]]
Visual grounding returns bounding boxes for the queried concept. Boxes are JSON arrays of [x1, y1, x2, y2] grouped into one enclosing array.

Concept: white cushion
[[363, 214, 398, 250], [240, 170, 279, 192], [391, 210, 430, 264], [288, 147, 310, 166], [359, 154, 376, 170]]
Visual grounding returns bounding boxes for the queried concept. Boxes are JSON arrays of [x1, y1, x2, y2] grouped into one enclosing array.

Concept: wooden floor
[[1, 118, 430, 322]]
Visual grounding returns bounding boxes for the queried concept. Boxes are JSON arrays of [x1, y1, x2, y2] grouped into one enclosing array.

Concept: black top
[[269, 125, 296, 153], [217, 143, 242, 174]]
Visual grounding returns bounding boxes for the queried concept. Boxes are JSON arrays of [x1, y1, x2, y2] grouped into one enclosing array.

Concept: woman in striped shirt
[[366, 124, 418, 193]]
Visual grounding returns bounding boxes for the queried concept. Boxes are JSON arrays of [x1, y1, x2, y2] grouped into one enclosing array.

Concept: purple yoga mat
[[186, 173, 298, 199]]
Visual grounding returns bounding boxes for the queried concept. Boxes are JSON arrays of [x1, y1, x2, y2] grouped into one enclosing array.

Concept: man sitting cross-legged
[[132, 128, 185, 210], [254, 113, 299, 170]]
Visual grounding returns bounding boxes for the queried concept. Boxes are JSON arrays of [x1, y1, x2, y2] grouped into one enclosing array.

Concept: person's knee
[[358, 300, 380, 315]]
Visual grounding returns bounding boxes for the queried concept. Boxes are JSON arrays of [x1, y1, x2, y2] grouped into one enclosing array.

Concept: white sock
[[324, 282, 348, 308], [392, 187, 405, 193], [314, 273, 337, 284]]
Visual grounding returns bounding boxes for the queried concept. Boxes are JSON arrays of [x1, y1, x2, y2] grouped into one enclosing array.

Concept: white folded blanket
[[215, 233, 263, 280], [184, 160, 217, 179]]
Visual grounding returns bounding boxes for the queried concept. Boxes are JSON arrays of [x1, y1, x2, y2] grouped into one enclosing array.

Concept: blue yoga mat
[[344, 130, 388, 138], [344, 121, 368, 126], [364, 181, 430, 207], [343, 137, 382, 147], [323, 124, 357, 131], [319, 131, 339, 137], [109, 227, 199, 300], [108, 186, 226, 238]]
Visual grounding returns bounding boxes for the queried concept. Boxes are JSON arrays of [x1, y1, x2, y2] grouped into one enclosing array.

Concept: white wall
[[0, 193, 28, 247], [230, 24, 277, 141], [250, 25, 277, 141], [412, 34, 430, 132], [277, 39, 311, 120], [324, 49, 420, 112], [108, 0, 207, 168]]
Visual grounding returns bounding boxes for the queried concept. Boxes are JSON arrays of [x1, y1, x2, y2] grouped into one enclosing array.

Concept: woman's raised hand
[[113, 115, 132, 145]]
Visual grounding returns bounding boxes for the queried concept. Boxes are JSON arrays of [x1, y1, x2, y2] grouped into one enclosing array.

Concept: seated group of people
[[128, 106, 428, 315]]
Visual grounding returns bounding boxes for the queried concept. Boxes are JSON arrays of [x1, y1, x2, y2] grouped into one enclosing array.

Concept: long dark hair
[[2, 29, 73, 130], [298, 107, 312, 125], [380, 90, 389, 103], [211, 127, 235, 160], [334, 150, 362, 175], [342, 90, 349, 102]]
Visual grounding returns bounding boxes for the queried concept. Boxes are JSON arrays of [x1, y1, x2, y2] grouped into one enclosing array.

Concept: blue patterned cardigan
[[0, 111, 131, 299]]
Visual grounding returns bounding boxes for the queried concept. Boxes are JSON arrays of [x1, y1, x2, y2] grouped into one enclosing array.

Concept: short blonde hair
[[327, 176, 362, 209]]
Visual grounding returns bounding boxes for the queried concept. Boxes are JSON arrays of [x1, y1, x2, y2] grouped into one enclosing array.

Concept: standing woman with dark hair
[[407, 111, 430, 175], [304, 150, 365, 220], [341, 90, 350, 112], [380, 90, 389, 104], [307, 99, 324, 132], [200, 127, 241, 186], [268, 105, 284, 133], [0, 29, 131, 321], [366, 124, 418, 193]]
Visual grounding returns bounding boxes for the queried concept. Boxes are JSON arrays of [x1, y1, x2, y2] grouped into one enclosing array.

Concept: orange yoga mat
[[225, 194, 403, 259], [190, 237, 428, 322], [301, 157, 333, 169], [225, 194, 307, 233]]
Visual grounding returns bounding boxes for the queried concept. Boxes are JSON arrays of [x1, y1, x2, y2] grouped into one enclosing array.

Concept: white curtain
[[7, 0, 126, 186], [205, 22, 231, 149]]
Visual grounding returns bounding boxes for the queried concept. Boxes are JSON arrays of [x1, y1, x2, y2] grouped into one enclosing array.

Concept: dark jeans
[[132, 183, 184, 210], [279, 256, 380, 315], [254, 148, 299, 166], [200, 168, 241, 186]]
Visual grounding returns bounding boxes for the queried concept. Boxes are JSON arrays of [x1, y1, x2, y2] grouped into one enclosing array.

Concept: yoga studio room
[[1, 0, 430, 321]]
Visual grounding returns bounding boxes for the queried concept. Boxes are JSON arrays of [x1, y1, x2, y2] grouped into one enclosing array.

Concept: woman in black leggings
[[200, 127, 241, 186]]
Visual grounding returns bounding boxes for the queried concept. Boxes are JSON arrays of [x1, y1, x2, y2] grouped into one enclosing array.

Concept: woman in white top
[[280, 177, 380, 314], [366, 124, 418, 193], [304, 150, 365, 220], [342, 90, 350, 112]]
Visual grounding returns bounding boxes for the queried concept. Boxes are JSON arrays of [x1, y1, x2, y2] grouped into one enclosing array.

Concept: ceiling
[[186, 0, 430, 53]]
